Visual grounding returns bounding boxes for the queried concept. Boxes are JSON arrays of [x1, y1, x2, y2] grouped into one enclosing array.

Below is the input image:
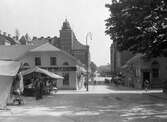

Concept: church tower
[[59, 19, 74, 54]]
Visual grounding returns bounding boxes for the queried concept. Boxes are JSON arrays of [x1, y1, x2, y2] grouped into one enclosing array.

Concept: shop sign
[[41, 66, 77, 71]]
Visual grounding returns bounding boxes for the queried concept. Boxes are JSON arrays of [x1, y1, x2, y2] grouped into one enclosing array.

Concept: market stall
[[0, 60, 21, 109]]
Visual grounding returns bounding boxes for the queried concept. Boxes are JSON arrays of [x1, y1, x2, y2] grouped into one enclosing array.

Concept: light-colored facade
[[0, 43, 86, 90]]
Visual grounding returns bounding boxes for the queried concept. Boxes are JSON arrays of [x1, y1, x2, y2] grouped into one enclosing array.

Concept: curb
[[147, 93, 167, 100]]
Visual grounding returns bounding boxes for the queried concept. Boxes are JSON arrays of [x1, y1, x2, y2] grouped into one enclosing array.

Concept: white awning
[[0, 60, 21, 76], [22, 67, 63, 79]]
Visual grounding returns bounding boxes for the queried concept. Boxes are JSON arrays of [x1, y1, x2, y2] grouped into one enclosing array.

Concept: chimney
[[8, 34, 11, 38], [3, 32, 6, 36], [13, 36, 16, 40]]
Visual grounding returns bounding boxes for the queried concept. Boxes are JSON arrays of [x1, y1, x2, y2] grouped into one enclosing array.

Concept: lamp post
[[86, 32, 92, 91]]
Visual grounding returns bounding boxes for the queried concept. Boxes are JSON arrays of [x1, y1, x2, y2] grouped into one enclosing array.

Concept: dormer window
[[63, 62, 69, 66]]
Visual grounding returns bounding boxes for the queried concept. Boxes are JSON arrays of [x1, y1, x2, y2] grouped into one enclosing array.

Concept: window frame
[[50, 57, 57, 66], [35, 57, 41, 66]]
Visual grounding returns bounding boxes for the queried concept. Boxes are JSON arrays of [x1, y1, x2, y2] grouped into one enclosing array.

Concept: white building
[[0, 43, 86, 90]]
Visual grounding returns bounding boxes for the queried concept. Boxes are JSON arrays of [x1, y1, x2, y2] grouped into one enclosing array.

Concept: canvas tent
[[0, 60, 20, 109], [21, 67, 63, 79]]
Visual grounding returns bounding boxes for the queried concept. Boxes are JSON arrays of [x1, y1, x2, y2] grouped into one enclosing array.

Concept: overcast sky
[[0, 0, 112, 66]]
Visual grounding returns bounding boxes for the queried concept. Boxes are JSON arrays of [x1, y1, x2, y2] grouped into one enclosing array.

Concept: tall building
[[0, 19, 90, 68], [51, 19, 90, 67]]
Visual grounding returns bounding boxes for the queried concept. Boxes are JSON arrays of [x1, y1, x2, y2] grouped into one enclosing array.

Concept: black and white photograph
[[0, 0, 167, 122]]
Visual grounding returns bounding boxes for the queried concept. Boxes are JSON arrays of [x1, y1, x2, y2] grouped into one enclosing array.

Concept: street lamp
[[86, 32, 92, 91]]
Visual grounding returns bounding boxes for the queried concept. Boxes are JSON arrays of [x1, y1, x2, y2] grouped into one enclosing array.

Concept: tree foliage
[[105, 0, 167, 57]]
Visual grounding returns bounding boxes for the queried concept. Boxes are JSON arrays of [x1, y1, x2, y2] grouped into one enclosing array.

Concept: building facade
[[32, 19, 90, 68], [0, 43, 86, 90], [53, 19, 90, 67], [122, 54, 167, 89], [110, 42, 133, 74]]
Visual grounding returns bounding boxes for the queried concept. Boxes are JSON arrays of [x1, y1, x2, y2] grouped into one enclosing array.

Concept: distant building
[[0, 31, 17, 45]]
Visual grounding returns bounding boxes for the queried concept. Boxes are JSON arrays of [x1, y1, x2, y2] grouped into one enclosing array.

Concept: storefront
[[20, 42, 86, 90]]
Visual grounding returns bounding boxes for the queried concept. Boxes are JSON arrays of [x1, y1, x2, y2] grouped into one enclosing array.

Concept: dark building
[[110, 42, 133, 73]]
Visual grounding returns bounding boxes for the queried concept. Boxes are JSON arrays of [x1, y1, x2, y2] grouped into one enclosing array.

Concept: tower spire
[[62, 18, 71, 30]]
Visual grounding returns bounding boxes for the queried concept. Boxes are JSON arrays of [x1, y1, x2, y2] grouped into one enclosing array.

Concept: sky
[[0, 0, 112, 66]]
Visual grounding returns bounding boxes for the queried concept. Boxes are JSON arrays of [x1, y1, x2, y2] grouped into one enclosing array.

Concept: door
[[63, 73, 69, 86], [143, 71, 150, 88]]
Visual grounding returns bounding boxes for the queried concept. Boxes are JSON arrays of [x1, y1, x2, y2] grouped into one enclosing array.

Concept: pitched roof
[[22, 66, 63, 79], [0, 42, 85, 67], [4, 36, 17, 45], [19, 36, 27, 44], [30, 42, 84, 66], [0, 45, 31, 60], [0, 35, 10, 44], [30, 42, 61, 52]]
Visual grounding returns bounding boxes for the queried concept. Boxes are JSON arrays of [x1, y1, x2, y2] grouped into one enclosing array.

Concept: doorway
[[63, 73, 69, 86], [143, 71, 150, 88]]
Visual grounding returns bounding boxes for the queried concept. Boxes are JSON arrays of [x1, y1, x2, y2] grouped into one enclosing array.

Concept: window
[[151, 61, 160, 78], [63, 73, 69, 85], [63, 62, 69, 66], [152, 68, 159, 78], [50, 57, 57, 65], [23, 63, 30, 67], [35, 57, 41, 66]]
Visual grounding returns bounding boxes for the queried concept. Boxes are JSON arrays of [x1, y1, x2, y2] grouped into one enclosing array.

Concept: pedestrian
[[94, 80, 96, 85], [84, 82, 87, 89], [39, 80, 43, 99], [34, 78, 41, 100], [145, 80, 150, 92]]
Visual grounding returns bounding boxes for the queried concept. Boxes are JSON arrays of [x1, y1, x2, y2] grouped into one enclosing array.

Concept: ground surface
[[0, 84, 167, 122]]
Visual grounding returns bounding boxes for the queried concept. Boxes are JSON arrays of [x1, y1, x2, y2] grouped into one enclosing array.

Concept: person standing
[[145, 80, 150, 92], [39, 80, 43, 99], [34, 78, 40, 100]]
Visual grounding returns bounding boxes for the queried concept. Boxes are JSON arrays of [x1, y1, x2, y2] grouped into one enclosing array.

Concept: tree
[[105, 0, 167, 58]]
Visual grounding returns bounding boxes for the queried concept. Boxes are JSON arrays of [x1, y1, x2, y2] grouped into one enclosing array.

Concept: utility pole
[[86, 32, 92, 91]]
